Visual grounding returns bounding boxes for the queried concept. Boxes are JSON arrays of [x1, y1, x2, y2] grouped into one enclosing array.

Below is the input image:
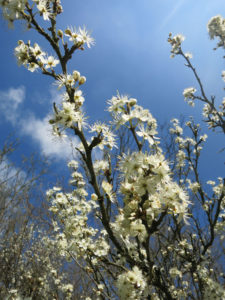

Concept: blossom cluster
[[15, 40, 59, 72], [183, 87, 197, 107], [89, 122, 117, 150], [170, 118, 208, 170], [197, 264, 225, 299], [168, 33, 185, 58], [0, 0, 27, 25], [0, 0, 63, 26], [48, 72, 88, 135], [56, 71, 86, 91], [116, 266, 147, 300], [207, 15, 225, 49], [47, 161, 109, 264], [111, 151, 190, 243], [64, 26, 95, 48], [108, 93, 158, 146], [50, 101, 86, 134], [202, 102, 225, 130]]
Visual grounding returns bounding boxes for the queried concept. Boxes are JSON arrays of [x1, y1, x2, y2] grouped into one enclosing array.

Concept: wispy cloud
[[0, 86, 78, 160], [0, 86, 25, 124], [20, 114, 78, 160], [159, 0, 186, 31]]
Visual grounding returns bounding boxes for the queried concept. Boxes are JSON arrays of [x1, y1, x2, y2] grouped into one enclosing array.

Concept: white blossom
[[116, 266, 147, 300]]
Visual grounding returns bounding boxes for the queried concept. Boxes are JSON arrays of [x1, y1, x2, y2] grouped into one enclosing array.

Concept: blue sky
[[0, 0, 224, 180]]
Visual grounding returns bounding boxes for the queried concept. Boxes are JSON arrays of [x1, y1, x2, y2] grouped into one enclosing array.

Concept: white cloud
[[20, 114, 78, 160], [0, 86, 79, 160], [49, 87, 63, 105], [0, 86, 25, 124]]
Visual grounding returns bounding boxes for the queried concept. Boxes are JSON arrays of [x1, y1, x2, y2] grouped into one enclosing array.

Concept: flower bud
[[129, 98, 137, 107], [91, 193, 98, 201], [72, 70, 80, 81], [56, 4, 63, 14], [57, 30, 63, 38], [65, 28, 72, 36], [79, 76, 86, 85]]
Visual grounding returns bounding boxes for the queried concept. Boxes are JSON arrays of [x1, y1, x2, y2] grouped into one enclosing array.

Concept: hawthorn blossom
[[56, 74, 75, 89], [14, 40, 59, 73], [36, 0, 52, 20], [14, 40, 29, 66], [30, 43, 45, 59], [40, 55, 59, 69], [27, 62, 39, 72], [184, 52, 193, 59], [74, 89, 85, 106], [65, 26, 95, 48], [89, 122, 117, 149], [107, 94, 132, 113], [136, 124, 159, 145], [108, 93, 158, 135], [72, 70, 80, 81], [168, 33, 185, 57], [93, 160, 109, 174], [50, 101, 86, 130], [79, 26, 95, 48], [169, 267, 182, 278], [47, 170, 109, 263], [113, 150, 190, 242], [207, 15, 225, 49], [0, 0, 27, 25], [102, 180, 114, 202], [183, 87, 196, 99], [116, 266, 147, 300]]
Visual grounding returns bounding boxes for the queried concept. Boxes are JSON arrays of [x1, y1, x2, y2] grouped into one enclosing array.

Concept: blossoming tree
[[0, 139, 83, 299], [0, 1, 224, 299]]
